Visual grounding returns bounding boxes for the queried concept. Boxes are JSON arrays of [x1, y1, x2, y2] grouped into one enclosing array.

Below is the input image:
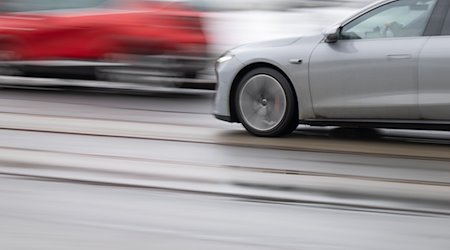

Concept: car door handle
[[289, 59, 303, 64], [387, 54, 412, 60]]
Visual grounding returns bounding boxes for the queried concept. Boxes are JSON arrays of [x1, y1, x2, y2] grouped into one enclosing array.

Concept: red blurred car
[[0, 0, 209, 82]]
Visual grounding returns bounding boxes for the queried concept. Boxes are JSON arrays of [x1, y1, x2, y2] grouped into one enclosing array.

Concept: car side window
[[341, 0, 437, 40]]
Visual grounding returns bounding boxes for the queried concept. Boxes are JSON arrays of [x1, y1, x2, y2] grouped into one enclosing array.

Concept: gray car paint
[[418, 35, 450, 119], [309, 36, 429, 120]]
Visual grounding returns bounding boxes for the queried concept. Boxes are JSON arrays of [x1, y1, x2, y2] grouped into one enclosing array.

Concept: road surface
[[0, 87, 450, 249]]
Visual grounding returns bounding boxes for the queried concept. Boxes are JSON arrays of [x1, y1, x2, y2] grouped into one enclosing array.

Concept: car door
[[309, 0, 437, 119], [418, 2, 450, 119]]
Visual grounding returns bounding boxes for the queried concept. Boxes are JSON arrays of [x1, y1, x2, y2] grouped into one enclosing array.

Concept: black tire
[[235, 67, 298, 137]]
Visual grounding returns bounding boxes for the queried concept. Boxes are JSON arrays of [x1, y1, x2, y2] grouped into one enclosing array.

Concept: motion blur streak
[[0, 0, 209, 84]]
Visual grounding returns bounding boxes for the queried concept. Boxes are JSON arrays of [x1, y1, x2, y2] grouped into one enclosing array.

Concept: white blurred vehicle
[[186, 0, 296, 11], [186, 0, 373, 11]]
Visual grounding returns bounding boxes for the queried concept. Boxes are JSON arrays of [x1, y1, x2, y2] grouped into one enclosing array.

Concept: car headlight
[[216, 54, 234, 64]]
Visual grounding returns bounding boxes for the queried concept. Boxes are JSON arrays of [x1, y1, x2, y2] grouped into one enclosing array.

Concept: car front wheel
[[235, 67, 298, 137]]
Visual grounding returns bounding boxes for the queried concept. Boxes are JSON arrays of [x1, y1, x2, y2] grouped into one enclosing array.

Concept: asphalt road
[[1, 87, 450, 249], [2, 175, 450, 250]]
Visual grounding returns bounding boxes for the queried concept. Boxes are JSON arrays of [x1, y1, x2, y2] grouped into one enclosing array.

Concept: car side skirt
[[302, 119, 450, 131]]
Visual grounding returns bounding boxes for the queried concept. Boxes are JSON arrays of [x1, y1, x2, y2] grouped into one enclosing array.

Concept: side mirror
[[325, 33, 339, 43], [324, 27, 341, 44]]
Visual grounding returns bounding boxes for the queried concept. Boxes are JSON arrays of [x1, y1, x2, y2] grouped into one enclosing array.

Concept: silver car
[[214, 0, 450, 136]]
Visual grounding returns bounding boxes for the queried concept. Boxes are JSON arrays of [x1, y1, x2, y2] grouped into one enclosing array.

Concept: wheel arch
[[229, 62, 298, 123]]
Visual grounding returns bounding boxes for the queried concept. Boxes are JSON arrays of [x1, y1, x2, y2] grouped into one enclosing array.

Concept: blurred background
[[0, 0, 373, 89], [1, 1, 450, 250]]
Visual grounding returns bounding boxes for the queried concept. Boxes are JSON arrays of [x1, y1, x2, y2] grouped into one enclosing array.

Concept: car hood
[[233, 36, 301, 51], [224, 34, 323, 67]]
